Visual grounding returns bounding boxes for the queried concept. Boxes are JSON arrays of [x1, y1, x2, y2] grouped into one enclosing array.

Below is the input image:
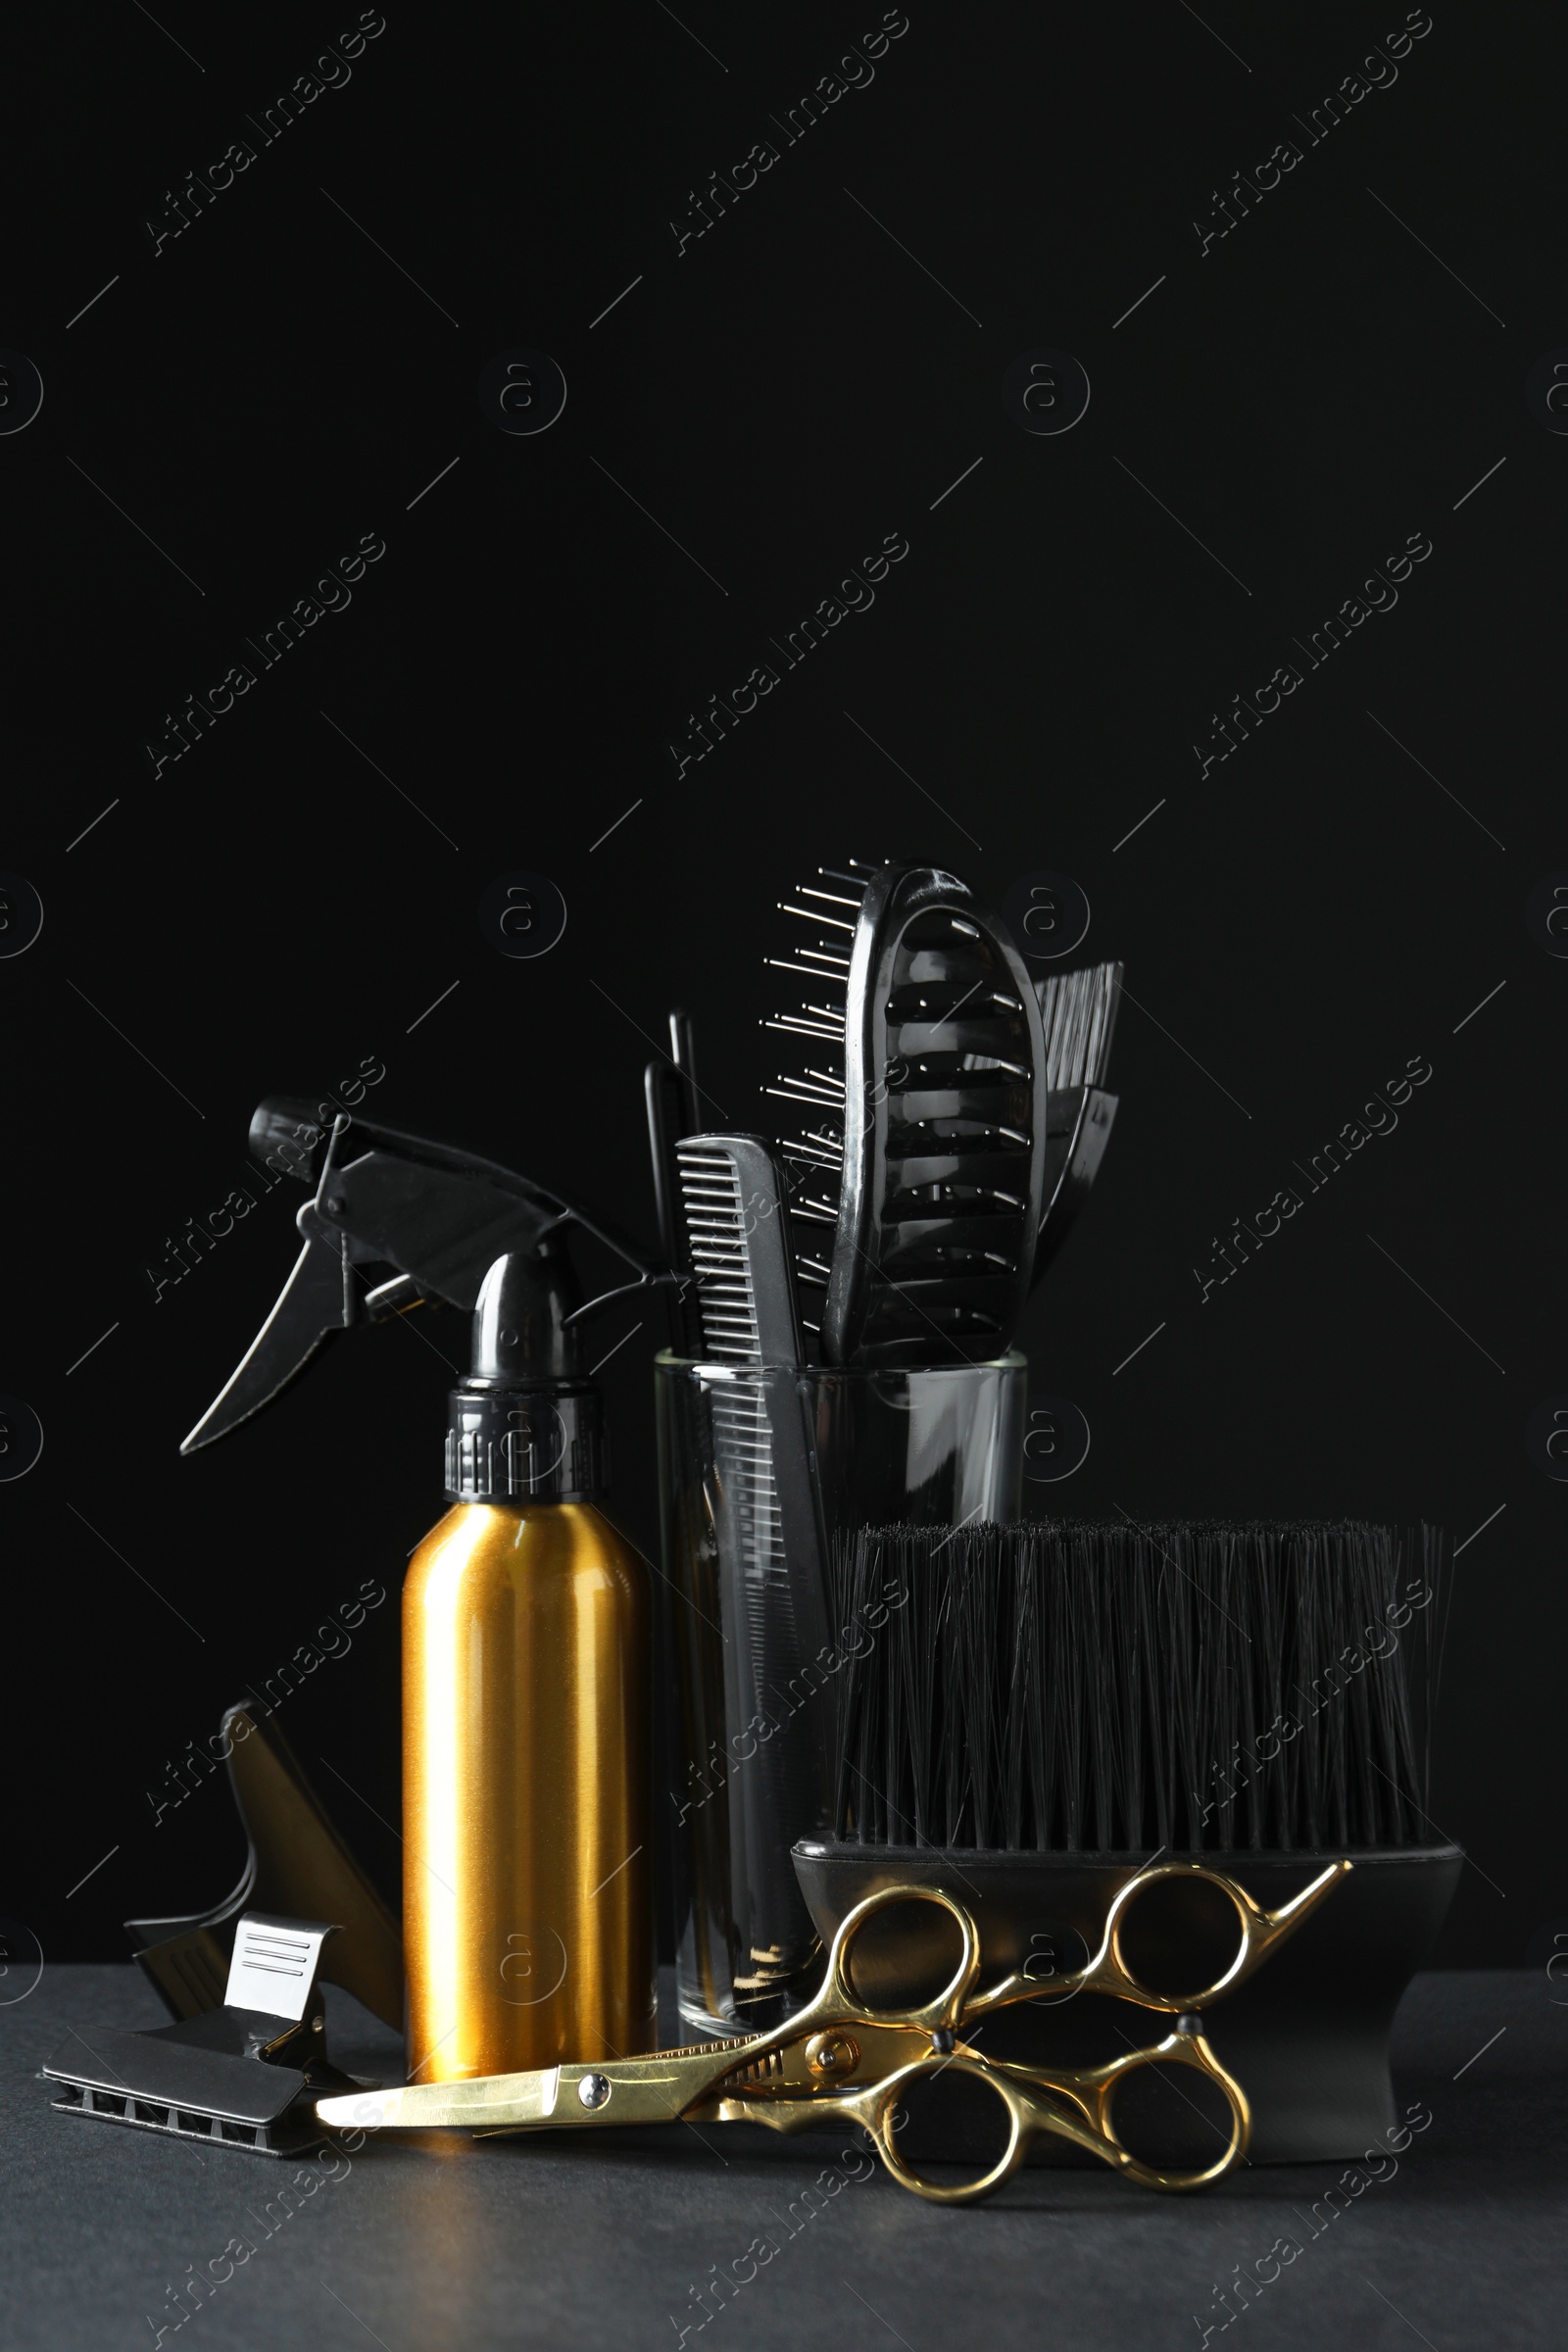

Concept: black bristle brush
[[794, 1518, 1463, 2163], [825, 1519, 1448, 1852]]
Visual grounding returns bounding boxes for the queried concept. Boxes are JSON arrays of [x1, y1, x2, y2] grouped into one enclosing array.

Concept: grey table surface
[[1, 1963, 1562, 2351]]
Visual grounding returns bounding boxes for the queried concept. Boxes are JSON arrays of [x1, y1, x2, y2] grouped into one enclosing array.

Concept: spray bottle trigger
[[182, 1101, 680, 1458]]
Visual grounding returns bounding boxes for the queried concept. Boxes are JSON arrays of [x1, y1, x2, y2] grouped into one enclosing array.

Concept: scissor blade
[[317, 2072, 564, 2133], [180, 1235, 349, 1453], [317, 2050, 749, 2136]]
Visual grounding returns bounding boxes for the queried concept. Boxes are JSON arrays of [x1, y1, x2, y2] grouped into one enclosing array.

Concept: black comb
[[671, 1134, 834, 2005]]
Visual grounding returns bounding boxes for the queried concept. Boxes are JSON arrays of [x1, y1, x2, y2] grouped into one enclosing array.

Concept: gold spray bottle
[[404, 1247, 654, 2081], [180, 1101, 662, 2084]]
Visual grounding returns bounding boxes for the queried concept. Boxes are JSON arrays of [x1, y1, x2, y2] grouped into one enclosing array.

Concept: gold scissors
[[317, 1858, 1348, 2206]]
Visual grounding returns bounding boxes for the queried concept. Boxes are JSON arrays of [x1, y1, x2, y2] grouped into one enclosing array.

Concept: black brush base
[[793, 1841, 1462, 2166]]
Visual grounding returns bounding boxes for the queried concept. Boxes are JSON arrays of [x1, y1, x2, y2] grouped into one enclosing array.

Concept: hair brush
[[764, 861, 1051, 1366]]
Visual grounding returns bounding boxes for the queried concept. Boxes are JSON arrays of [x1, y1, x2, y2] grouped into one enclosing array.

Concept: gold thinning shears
[[317, 1858, 1349, 2205]]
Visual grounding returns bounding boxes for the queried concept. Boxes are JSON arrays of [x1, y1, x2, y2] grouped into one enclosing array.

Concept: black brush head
[[766, 861, 1049, 1366], [829, 1519, 1449, 1854]]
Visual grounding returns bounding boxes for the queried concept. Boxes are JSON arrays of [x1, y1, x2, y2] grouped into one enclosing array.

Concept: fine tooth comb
[[673, 1133, 834, 2004], [765, 861, 1050, 1367]]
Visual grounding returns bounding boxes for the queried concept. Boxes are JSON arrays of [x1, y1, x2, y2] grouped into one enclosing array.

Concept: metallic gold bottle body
[[403, 1500, 653, 2082]]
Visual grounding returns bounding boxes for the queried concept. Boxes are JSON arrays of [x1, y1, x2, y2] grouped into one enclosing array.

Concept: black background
[[4, 0, 1560, 1972]]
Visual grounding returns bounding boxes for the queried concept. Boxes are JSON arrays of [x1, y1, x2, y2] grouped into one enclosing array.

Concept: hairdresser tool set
[[42, 858, 1462, 2204], [661, 860, 1122, 2030]]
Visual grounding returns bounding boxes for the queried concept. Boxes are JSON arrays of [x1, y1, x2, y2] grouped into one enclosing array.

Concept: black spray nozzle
[[181, 1098, 672, 1498], [248, 1098, 333, 1181]]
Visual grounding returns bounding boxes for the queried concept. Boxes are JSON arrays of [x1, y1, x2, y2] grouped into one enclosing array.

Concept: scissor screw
[[805, 2032, 858, 2080], [577, 2073, 612, 2110]]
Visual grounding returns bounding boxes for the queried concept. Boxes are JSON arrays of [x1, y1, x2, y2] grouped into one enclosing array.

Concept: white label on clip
[[223, 1913, 334, 2021]]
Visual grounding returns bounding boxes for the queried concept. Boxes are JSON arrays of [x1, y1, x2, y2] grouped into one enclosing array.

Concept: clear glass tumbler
[[656, 1351, 1025, 2034]]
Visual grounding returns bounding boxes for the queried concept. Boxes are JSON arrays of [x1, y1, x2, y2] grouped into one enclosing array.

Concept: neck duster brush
[[793, 1518, 1461, 2164], [826, 1520, 1446, 1852]]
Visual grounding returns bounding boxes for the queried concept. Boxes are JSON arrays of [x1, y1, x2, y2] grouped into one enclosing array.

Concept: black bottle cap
[[443, 1382, 609, 1505]]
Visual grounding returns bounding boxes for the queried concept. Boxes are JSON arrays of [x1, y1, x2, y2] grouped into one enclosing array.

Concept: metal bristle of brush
[[763, 861, 1049, 1366], [829, 1520, 1451, 1852]]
